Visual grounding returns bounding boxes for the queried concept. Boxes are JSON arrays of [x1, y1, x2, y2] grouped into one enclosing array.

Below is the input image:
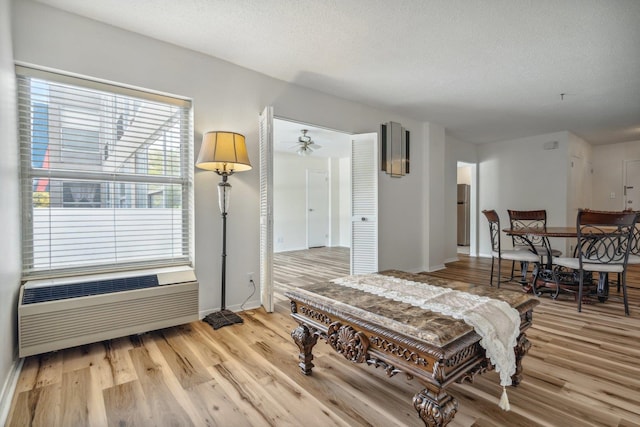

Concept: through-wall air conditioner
[[18, 266, 199, 357]]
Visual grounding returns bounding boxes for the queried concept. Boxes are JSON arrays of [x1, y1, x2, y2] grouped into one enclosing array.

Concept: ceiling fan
[[292, 129, 321, 156]]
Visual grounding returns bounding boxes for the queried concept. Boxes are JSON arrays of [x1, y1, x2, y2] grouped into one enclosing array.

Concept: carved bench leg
[[291, 325, 319, 375], [512, 332, 531, 386], [413, 388, 458, 427]]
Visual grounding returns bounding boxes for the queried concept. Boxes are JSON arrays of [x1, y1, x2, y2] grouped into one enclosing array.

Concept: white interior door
[[624, 160, 640, 210], [584, 161, 593, 208], [259, 106, 273, 312], [569, 155, 585, 219], [351, 133, 378, 274], [307, 170, 329, 247]]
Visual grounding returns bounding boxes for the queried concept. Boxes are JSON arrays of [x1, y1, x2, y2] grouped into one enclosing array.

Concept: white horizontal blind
[[17, 66, 193, 279]]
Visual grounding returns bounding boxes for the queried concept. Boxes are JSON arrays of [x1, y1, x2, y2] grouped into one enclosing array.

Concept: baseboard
[[427, 264, 446, 272], [444, 257, 459, 264], [0, 357, 23, 426], [199, 301, 262, 320]]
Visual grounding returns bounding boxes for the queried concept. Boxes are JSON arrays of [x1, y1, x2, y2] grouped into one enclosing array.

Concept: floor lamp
[[196, 131, 252, 329]]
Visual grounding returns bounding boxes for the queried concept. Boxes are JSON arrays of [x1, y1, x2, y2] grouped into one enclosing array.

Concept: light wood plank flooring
[[6, 251, 640, 426], [273, 246, 350, 301]]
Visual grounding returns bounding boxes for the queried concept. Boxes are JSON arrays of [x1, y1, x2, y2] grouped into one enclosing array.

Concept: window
[[62, 181, 102, 207], [17, 65, 194, 279], [60, 107, 102, 165]]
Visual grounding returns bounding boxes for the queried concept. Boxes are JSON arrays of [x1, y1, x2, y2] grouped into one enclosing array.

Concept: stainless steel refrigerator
[[457, 184, 470, 246]]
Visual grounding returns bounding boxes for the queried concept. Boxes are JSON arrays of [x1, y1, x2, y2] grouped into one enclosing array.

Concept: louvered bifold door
[[351, 133, 378, 274], [259, 106, 274, 312]]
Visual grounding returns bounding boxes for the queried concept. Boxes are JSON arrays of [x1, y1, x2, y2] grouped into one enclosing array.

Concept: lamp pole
[[219, 175, 230, 311], [202, 172, 243, 329], [195, 131, 251, 330]]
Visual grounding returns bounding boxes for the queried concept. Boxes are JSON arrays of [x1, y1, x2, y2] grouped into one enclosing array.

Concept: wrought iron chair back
[[614, 209, 640, 292], [508, 209, 547, 249], [483, 209, 540, 288], [628, 219, 640, 256], [484, 209, 502, 254], [574, 209, 638, 315], [576, 210, 637, 266], [506, 209, 555, 283]]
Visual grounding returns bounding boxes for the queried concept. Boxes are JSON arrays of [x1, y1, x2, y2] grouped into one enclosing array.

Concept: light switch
[[610, 192, 616, 199]]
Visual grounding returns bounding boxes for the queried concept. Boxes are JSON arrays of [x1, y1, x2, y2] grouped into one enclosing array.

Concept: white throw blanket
[[331, 273, 521, 410]]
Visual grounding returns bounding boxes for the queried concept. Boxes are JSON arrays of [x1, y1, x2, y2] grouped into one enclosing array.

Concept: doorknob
[[309, 208, 314, 212], [628, 200, 633, 204], [361, 217, 367, 221]]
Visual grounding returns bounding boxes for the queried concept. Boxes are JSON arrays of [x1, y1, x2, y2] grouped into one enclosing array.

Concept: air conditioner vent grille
[[22, 274, 160, 304], [19, 279, 199, 357]]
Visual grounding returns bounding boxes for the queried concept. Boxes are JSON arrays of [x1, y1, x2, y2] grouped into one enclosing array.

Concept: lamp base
[[203, 309, 244, 330]]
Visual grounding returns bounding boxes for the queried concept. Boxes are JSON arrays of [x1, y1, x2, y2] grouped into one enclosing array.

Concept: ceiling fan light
[[292, 129, 318, 156], [299, 129, 311, 143]]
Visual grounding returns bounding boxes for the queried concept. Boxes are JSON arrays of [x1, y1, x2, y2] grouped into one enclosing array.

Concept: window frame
[[17, 65, 195, 280]]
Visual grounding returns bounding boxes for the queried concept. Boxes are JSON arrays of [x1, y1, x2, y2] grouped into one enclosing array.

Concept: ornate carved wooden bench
[[285, 270, 539, 427]]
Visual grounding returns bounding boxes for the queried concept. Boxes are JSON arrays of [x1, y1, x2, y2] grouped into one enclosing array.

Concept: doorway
[[456, 161, 477, 256], [271, 118, 352, 298], [259, 107, 378, 311], [272, 119, 351, 252]]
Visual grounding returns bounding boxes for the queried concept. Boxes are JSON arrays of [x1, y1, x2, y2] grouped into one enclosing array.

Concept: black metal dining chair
[[483, 210, 540, 288], [552, 209, 638, 315], [507, 209, 562, 282], [617, 211, 640, 292]]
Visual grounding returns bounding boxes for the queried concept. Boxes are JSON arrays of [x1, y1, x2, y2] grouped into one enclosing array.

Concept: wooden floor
[[6, 249, 640, 427], [273, 246, 350, 300]]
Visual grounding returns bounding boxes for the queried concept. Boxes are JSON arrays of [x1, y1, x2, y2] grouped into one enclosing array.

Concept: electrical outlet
[[247, 272, 254, 284]]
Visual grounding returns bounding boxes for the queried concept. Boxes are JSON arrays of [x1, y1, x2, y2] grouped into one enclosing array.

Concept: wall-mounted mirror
[[381, 121, 409, 177]]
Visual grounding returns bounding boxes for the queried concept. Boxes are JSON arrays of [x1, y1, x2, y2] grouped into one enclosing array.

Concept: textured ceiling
[[34, 0, 640, 145]]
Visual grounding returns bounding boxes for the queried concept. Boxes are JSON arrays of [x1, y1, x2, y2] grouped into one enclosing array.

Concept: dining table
[[502, 226, 602, 300]]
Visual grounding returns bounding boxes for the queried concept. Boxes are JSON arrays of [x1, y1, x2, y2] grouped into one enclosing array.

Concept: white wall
[[274, 152, 349, 252], [0, 0, 22, 419], [592, 140, 640, 210], [329, 157, 350, 248], [375, 126, 426, 272], [423, 122, 446, 271], [477, 132, 571, 257], [12, 0, 427, 314]]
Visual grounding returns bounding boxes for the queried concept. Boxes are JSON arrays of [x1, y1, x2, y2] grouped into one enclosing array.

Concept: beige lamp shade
[[196, 131, 252, 174]]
